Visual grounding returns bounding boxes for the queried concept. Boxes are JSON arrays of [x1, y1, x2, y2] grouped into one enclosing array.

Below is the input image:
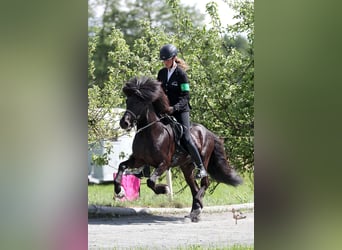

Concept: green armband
[[180, 83, 190, 91]]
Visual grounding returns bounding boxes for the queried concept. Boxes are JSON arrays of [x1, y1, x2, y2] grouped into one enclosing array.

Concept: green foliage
[[88, 28, 128, 144], [175, 245, 253, 250], [88, 0, 254, 176], [106, 244, 253, 250], [89, 140, 113, 166], [88, 0, 205, 85]]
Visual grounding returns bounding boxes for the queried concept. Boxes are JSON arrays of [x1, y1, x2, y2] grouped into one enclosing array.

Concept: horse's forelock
[[123, 77, 139, 97], [123, 76, 170, 114], [123, 76, 161, 102]]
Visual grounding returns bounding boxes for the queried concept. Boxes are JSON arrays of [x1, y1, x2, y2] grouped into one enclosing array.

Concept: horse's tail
[[207, 134, 243, 187]]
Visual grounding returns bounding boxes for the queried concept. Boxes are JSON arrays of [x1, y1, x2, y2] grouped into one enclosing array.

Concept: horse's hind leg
[[189, 177, 210, 222], [180, 164, 205, 222], [192, 148, 211, 211], [146, 162, 170, 195], [195, 177, 209, 206]]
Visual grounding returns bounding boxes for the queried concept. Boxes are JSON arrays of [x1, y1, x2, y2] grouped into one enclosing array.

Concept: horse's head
[[120, 94, 148, 130], [120, 76, 170, 130]]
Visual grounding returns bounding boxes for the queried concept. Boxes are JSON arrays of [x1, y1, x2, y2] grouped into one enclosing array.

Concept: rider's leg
[[182, 134, 208, 179], [177, 112, 208, 179]]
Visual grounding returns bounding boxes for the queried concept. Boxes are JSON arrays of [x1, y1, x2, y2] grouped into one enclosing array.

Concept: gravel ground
[[88, 208, 254, 249]]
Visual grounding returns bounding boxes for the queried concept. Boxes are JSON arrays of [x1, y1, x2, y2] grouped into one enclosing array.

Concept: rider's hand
[[167, 106, 174, 114]]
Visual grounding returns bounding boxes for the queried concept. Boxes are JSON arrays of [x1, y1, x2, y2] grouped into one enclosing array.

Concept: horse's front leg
[[113, 157, 135, 199], [147, 162, 170, 195]]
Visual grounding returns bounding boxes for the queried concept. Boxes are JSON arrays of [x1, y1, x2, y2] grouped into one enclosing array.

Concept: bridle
[[124, 106, 167, 134], [124, 109, 139, 122]]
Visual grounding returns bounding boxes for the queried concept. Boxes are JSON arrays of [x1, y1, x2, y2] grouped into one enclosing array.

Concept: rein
[[136, 116, 165, 134], [126, 108, 168, 134]]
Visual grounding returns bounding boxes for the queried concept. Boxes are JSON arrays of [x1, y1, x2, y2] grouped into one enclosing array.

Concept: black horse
[[114, 76, 242, 222]]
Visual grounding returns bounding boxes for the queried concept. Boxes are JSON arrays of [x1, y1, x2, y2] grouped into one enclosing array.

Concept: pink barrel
[[113, 173, 141, 201]]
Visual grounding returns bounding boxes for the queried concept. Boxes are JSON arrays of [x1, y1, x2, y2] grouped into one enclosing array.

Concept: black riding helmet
[[159, 44, 178, 60]]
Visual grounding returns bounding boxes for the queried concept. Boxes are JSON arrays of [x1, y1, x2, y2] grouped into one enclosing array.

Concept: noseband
[[124, 106, 166, 134], [125, 109, 139, 122]]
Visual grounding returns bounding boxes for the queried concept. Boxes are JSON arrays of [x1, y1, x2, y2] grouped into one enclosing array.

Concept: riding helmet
[[159, 44, 178, 60]]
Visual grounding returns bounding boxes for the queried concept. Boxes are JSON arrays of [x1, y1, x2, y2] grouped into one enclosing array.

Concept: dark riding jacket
[[157, 66, 191, 113]]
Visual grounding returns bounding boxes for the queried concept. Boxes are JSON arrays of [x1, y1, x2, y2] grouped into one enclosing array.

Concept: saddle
[[161, 114, 185, 150]]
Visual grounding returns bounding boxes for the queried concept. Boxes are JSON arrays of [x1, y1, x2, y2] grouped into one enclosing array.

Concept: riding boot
[[185, 141, 208, 179], [195, 163, 208, 179]]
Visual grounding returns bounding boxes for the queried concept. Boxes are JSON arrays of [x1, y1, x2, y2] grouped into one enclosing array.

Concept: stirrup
[[195, 168, 208, 179]]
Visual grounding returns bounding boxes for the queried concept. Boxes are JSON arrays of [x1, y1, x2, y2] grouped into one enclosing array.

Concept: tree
[[88, 0, 254, 179], [88, 0, 205, 87], [163, 0, 254, 176]]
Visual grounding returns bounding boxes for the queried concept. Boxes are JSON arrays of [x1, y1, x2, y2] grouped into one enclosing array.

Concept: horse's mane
[[123, 76, 170, 114]]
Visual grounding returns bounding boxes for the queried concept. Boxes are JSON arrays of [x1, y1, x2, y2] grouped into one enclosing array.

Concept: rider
[[157, 44, 208, 179]]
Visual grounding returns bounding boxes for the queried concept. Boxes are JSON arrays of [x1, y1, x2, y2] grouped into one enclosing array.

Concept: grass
[[97, 245, 253, 250], [170, 244, 253, 250], [88, 173, 254, 208]]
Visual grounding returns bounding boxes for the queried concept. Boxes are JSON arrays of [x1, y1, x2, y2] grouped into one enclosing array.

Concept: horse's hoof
[[190, 209, 201, 222], [183, 215, 192, 223], [154, 184, 170, 195], [191, 217, 200, 223], [114, 187, 126, 200]]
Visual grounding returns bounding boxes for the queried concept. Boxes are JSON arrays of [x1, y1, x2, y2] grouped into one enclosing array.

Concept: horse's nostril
[[120, 117, 131, 129], [120, 119, 127, 129]]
